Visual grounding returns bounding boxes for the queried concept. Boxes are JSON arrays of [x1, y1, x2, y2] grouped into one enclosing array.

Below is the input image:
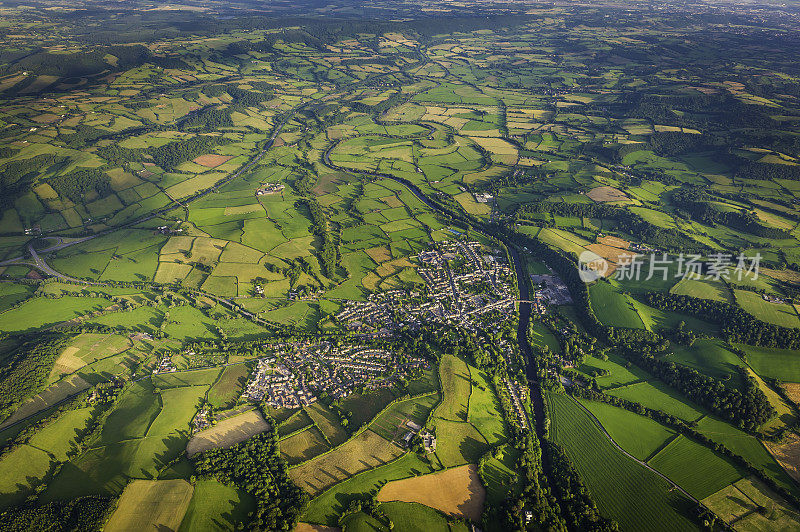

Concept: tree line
[[192, 428, 308, 531], [642, 291, 800, 350]]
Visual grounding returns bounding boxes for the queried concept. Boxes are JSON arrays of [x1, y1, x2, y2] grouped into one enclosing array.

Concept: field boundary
[[565, 393, 700, 503]]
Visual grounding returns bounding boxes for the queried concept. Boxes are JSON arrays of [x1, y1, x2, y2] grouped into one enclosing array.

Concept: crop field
[[580, 400, 675, 461], [376, 464, 485, 521], [301, 452, 437, 526], [186, 409, 269, 456], [287, 429, 403, 496], [607, 381, 704, 423], [647, 435, 744, 499], [105, 479, 194, 532], [695, 416, 797, 494], [547, 392, 698, 531]]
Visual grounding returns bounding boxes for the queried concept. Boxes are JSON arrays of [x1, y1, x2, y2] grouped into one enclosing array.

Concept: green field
[[589, 281, 646, 329], [580, 399, 675, 461], [177, 479, 254, 531], [735, 290, 800, 328], [738, 344, 800, 382], [607, 380, 704, 423], [647, 435, 744, 499], [435, 355, 471, 422], [547, 392, 697, 531]]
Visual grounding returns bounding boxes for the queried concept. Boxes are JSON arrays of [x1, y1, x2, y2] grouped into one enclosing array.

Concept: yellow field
[[765, 432, 800, 484], [365, 246, 393, 263], [49, 346, 86, 379], [288, 429, 403, 496], [376, 463, 485, 521], [105, 479, 194, 532], [186, 410, 270, 456], [703, 477, 800, 530]]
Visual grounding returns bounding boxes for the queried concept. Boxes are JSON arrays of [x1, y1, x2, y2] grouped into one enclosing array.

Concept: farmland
[[547, 392, 698, 531], [0, 1, 800, 531]]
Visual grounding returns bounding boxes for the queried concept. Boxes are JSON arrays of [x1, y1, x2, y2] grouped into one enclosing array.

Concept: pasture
[[740, 344, 800, 382], [735, 290, 800, 328], [177, 480, 254, 532], [436, 354, 471, 422], [588, 281, 645, 329]]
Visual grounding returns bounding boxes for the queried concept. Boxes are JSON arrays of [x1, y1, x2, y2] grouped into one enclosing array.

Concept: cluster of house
[[243, 341, 428, 408], [256, 183, 285, 195], [192, 407, 211, 432], [763, 293, 788, 305], [153, 355, 177, 374], [502, 377, 530, 430], [401, 420, 437, 453], [155, 225, 184, 235], [531, 272, 572, 313], [336, 240, 515, 333]]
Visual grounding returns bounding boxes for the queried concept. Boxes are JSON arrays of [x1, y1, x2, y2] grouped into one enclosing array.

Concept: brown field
[[376, 464, 485, 522], [193, 154, 232, 167], [31, 113, 61, 124], [597, 235, 629, 249], [762, 268, 800, 285], [783, 383, 800, 405], [765, 432, 800, 483], [365, 246, 393, 264], [587, 185, 629, 203], [380, 195, 403, 208], [376, 258, 414, 278], [586, 243, 630, 264], [294, 524, 340, 532], [186, 410, 270, 456], [288, 429, 403, 496], [105, 479, 194, 532]]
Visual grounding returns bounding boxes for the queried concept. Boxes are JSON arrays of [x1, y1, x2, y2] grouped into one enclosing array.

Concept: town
[[336, 240, 516, 334], [243, 340, 429, 409]]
